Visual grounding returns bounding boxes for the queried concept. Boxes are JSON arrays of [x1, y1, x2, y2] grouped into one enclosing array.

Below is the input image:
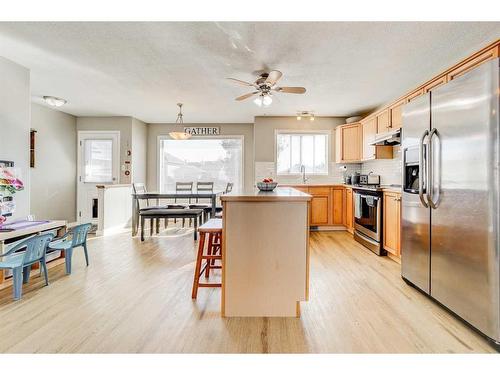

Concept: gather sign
[[184, 127, 220, 136]]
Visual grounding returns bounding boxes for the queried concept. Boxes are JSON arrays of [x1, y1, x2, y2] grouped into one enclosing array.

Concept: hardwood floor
[[0, 229, 496, 353]]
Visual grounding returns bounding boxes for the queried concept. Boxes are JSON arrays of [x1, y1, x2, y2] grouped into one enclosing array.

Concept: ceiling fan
[[227, 70, 306, 107]]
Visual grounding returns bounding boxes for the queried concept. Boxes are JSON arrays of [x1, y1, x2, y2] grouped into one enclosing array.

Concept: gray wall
[[147, 123, 254, 190], [0, 56, 30, 220], [30, 103, 77, 222], [131, 118, 147, 184], [254, 116, 346, 162]]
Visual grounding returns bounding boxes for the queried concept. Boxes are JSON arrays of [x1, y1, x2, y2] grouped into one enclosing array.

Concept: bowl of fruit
[[256, 178, 278, 191]]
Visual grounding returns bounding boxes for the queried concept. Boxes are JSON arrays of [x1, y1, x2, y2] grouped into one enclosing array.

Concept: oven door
[[353, 192, 381, 241]]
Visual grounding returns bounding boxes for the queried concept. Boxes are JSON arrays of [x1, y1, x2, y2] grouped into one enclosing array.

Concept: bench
[[139, 208, 204, 241]]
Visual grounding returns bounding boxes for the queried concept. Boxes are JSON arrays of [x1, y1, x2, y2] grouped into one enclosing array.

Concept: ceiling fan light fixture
[[296, 115, 302, 121], [310, 115, 315, 121], [262, 95, 272, 107], [253, 95, 263, 107], [168, 103, 191, 140]]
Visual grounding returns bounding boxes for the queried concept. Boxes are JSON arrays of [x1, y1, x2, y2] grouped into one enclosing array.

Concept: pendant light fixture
[[169, 103, 192, 140]]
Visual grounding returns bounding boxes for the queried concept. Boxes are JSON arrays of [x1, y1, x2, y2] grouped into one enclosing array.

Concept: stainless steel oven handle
[[419, 129, 429, 208], [427, 128, 439, 209]]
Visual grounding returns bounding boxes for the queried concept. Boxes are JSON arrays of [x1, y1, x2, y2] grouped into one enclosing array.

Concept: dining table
[[131, 191, 223, 236]]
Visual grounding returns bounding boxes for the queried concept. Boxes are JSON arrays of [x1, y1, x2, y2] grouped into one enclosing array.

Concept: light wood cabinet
[[383, 192, 401, 256], [311, 196, 329, 225], [406, 88, 424, 103], [331, 187, 344, 225], [447, 46, 499, 81], [362, 117, 376, 160], [336, 123, 362, 163], [362, 117, 393, 161], [309, 186, 330, 226], [344, 188, 354, 233], [423, 74, 447, 93], [376, 109, 390, 134], [389, 99, 405, 130]]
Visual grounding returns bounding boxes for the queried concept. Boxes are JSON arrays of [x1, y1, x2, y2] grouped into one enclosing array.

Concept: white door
[[77, 131, 120, 224]]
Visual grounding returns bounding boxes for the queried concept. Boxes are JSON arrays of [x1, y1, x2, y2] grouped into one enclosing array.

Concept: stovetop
[[351, 184, 382, 192]]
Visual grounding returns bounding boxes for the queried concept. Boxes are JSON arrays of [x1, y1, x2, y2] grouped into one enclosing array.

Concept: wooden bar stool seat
[[192, 218, 223, 299]]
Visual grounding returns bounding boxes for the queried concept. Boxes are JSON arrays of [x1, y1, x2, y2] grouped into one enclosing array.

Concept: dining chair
[[47, 223, 92, 274], [0, 233, 54, 300], [215, 182, 234, 216], [133, 182, 171, 232], [175, 182, 194, 226], [189, 182, 214, 222]]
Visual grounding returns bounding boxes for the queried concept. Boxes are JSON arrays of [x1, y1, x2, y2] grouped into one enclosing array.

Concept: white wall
[[147, 123, 254, 191], [0, 56, 30, 221], [30, 103, 77, 222], [131, 118, 147, 184]]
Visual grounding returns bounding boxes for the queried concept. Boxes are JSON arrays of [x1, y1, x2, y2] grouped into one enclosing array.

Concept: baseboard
[[310, 225, 347, 232]]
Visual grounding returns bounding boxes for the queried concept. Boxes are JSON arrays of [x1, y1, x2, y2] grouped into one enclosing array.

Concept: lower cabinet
[[331, 187, 344, 225], [344, 187, 353, 232], [310, 195, 330, 225], [383, 191, 401, 256]]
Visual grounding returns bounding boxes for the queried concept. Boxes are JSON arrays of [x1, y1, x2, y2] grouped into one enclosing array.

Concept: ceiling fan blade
[[265, 70, 283, 86], [226, 78, 256, 87], [274, 86, 306, 94], [235, 91, 259, 101]]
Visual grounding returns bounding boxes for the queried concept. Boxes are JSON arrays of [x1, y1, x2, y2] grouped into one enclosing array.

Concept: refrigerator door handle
[[427, 128, 440, 209], [419, 129, 429, 208]]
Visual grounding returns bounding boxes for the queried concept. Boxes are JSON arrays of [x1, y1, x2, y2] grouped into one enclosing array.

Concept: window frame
[[275, 129, 331, 176], [157, 134, 245, 193]]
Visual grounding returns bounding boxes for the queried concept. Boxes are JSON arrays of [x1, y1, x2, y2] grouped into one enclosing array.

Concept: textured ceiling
[[0, 22, 499, 123]]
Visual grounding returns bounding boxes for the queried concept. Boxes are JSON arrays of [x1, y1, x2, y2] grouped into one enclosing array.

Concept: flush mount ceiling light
[[169, 103, 192, 140], [43, 96, 67, 107], [296, 111, 315, 121]]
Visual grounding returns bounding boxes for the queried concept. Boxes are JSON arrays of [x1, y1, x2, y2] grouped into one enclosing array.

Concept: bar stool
[[192, 218, 222, 299]]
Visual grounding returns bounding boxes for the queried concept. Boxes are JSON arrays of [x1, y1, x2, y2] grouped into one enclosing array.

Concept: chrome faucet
[[300, 165, 309, 184]]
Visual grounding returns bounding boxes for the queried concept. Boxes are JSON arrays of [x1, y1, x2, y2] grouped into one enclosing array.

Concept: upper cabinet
[[362, 117, 392, 161], [376, 109, 390, 134], [406, 88, 424, 103], [362, 117, 376, 160], [361, 40, 500, 140], [423, 74, 447, 93], [389, 99, 405, 130], [447, 46, 499, 81], [335, 123, 361, 163]]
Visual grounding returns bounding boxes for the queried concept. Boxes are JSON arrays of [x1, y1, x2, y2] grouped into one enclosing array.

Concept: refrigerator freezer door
[[401, 93, 431, 294], [430, 58, 500, 341]]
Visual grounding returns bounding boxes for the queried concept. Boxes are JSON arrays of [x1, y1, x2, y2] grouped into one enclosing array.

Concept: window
[[83, 139, 113, 183], [159, 137, 243, 192], [276, 132, 329, 175]]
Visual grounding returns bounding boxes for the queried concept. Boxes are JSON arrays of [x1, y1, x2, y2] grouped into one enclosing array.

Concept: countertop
[[221, 187, 312, 202], [282, 183, 402, 193]]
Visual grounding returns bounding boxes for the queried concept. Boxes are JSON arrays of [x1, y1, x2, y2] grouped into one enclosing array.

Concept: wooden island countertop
[[220, 186, 312, 202]]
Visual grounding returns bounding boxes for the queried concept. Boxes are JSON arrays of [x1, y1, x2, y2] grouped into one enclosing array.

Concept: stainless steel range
[[352, 179, 386, 256]]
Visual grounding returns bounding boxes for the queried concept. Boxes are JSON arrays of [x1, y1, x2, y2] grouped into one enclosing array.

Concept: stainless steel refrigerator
[[401, 58, 500, 346]]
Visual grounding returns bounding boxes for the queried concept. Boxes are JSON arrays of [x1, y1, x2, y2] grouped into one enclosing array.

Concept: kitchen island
[[220, 187, 311, 317]]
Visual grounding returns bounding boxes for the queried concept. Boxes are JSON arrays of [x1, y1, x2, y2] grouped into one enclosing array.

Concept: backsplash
[[361, 148, 402, 185], [255, 148, 401, 186], [255, 162, 361, 185]]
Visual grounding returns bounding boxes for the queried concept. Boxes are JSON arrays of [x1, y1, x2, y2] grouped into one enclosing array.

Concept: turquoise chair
[[47, 223, 92, 274], [0, 233, 54, 300]]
